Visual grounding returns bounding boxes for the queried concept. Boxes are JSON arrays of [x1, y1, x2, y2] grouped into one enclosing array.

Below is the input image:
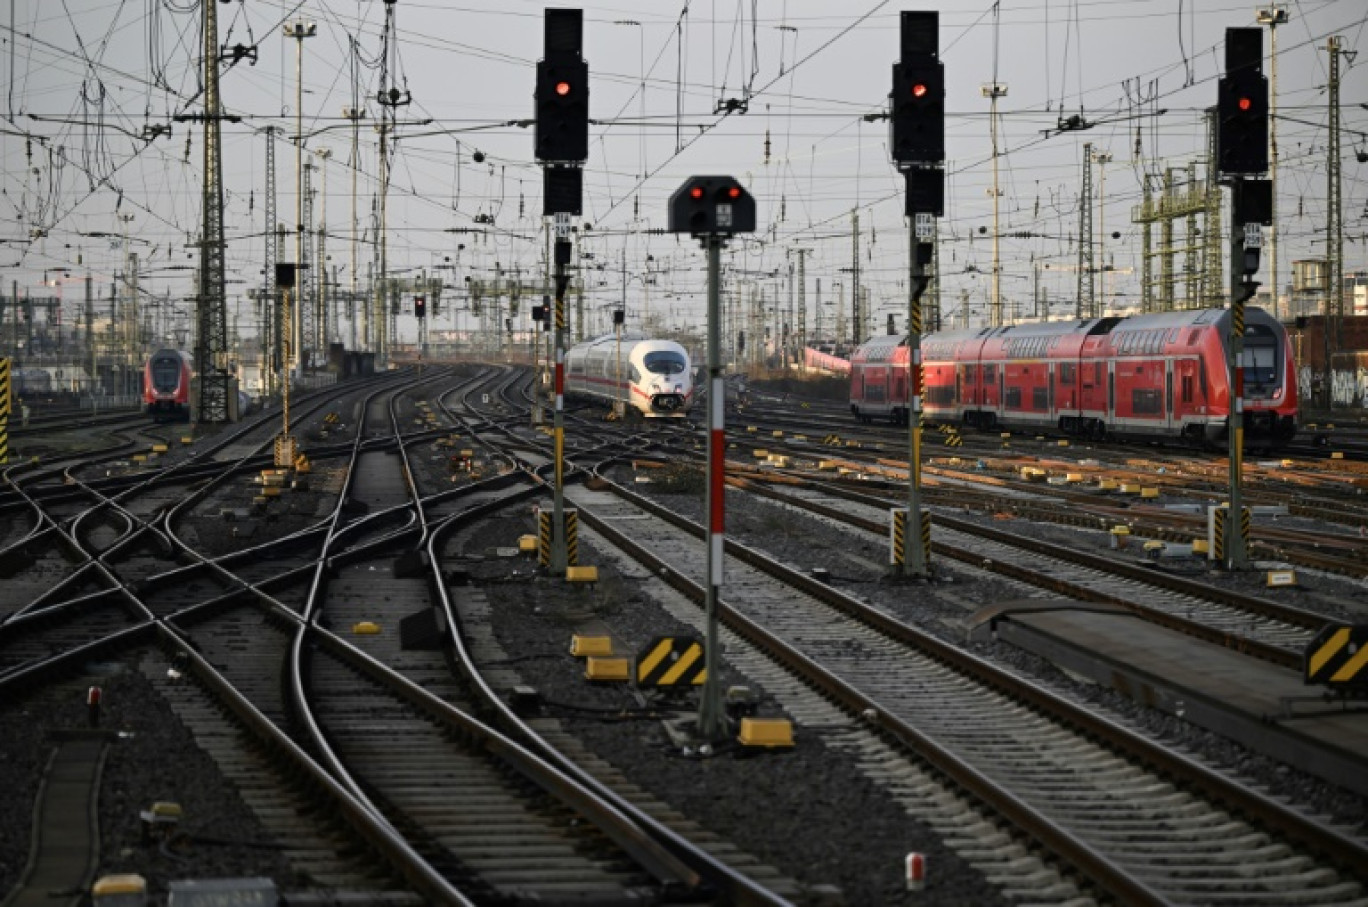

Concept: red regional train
[[850, 306, 1297, 445], [143, 349, 194, 421]]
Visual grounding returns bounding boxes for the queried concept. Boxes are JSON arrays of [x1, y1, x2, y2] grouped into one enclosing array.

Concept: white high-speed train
[[564, 335, 694, 418]]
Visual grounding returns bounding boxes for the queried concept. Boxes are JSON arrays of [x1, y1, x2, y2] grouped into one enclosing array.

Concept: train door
[[1048, 363, 1055, 418], [1164, 360, 1175, 430], [1174, 357, 1199, 429], [1107, 361, 1115, 424], [1001, 366, 1012, 426]]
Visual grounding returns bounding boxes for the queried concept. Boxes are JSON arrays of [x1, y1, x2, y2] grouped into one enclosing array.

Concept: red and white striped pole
[[698, 233, 726, 740], [905, 852, 926, 891], [87, 685, 102, 728]]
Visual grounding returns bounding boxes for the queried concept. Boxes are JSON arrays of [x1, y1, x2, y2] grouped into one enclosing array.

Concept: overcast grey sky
[[3, 0, 1366, 343]]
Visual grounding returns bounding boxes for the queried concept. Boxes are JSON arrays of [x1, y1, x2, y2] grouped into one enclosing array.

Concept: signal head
[[669, 175, 757, 236]]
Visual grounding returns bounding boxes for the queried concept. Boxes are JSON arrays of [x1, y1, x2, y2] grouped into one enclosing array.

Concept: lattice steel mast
[[1324, 36, 1344, 409], [195, 0, 231, 421], [301, 158, 316, 359], [1077, 142, 1095, 319], [262, 127, 278, 396]]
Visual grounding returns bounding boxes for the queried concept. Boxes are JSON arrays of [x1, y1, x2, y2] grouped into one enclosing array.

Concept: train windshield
[[1240, 338, 1278, 387], [151, 356, 182, 386], [643, 351, 687, 375]]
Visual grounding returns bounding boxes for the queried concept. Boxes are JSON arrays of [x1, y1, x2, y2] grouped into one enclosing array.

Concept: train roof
[[570, 334, 687, 352], [857, 306, 1280, 353]]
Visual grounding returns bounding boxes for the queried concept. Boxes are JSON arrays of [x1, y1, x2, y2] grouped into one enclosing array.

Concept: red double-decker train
[[850, 306, 1297, 446], [143, 348, 194, 421]]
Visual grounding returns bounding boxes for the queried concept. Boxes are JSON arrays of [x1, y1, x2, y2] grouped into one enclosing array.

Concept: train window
[[1167, 328, 1179, 344], [1241, 342, 1277, 385], [927, 386, 955, 406], [1188, 330, 1200, 345], [983, 363, 996, 383], [1133, 388, 1163, 415], [643, 351, 687, 375], [1182, 374, 1194, 403], [1033, 387, 1048, 410], [1005, 386, 1021, 408], [1059, 363, 1076, 385]]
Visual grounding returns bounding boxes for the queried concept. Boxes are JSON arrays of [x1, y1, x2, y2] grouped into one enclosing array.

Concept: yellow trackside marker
[[636, 636, 706, 686], [1332, 645, 1368, 684], [1309, 627, 1349, 679], [585, 657, 631, 682], [569, 635, 613, 657], [738, 717, 794, 748]]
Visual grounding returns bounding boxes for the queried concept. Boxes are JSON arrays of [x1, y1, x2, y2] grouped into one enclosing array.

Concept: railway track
[[553, 469, 1368, 904]]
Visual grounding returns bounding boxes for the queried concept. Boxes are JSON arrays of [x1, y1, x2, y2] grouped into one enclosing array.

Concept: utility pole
[[1093, 150, 1113, 312], [316, 147, 331, 351], [813, 277, 822, 344], [285, 18, 316, 377], [1258, 6, 1289, 319], [794, 248, 810, 370], [344, 106, 364, 351], [262, 127, 278, 397], [375, 0, 410, 370], [194, 0, 232, 422], [1324, 35, 1346, 410], [982, 81, 1007, 326], [850, 210, 860, 345], [301, 158, 316, 362], [84, 274, 94, 405], [1077, 141, 1095, 319]]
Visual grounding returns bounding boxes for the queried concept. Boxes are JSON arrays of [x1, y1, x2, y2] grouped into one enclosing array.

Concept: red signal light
[[912, 83, 928, 99], [1237, 96, 1251, 111], [690, 186, 704, 200], [727, 186, 741, 199], [555, 81, 572, 97]]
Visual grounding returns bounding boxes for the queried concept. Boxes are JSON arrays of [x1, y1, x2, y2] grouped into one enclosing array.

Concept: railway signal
[[539, 11, 588, 582], [534, 10, 588, 166], [886, 11, 941, 581], [414, 296, 426, 319], [890, 11, 943, 166], [1217, 28, 1268, 176], [667, 174, 758, 742], [667, 176, 756, 236], [1217, 27, 1271, 572]]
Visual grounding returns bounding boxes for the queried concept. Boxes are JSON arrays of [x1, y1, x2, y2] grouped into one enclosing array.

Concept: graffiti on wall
[[1302, 364, 1368, 408]]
